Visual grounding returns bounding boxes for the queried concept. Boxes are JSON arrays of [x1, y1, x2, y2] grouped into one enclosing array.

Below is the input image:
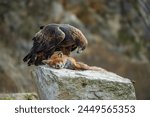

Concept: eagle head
[[77, 41, 88, 53]]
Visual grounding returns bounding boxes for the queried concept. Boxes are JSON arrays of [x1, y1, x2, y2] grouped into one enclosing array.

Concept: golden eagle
[[23, 24, 88, 66]]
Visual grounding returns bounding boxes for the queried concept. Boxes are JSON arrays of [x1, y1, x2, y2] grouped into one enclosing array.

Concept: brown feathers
[[23, 24, 88, 66]]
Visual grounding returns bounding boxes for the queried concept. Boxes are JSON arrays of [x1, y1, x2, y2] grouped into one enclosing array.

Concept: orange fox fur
[[42, 52, 105, 71]]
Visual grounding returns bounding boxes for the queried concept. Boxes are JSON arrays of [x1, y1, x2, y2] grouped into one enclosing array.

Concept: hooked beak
[[77, 48, 83, 54]]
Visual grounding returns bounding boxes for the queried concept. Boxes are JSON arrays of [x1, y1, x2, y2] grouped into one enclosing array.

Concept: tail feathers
[[23, 53, 32, 62], [27, 54, 36, 66], [23, 48, 55, 66], [27, 56, 44, 66], [23, 53, 47, 66], [23, 52, 36, 66]]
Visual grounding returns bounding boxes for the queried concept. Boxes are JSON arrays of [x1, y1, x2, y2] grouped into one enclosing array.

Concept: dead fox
[[42, 52, 105, 71]]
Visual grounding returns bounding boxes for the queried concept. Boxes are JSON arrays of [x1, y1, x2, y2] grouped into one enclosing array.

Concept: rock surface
[[0, 93, 38, 100], [32, 65, 136, 100]]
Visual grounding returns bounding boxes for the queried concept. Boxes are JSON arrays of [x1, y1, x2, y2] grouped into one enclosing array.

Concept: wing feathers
[[23, 24, 88, 66], [23, 25, 65, 65]]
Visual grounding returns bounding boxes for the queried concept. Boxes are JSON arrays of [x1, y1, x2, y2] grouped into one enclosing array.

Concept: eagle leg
[[61, 47, 71, 56]]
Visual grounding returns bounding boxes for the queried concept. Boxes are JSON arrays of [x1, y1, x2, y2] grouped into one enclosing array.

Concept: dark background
[[0, 0, 150, 99]]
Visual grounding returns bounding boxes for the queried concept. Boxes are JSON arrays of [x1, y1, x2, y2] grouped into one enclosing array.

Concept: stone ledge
[[32, 65, 136, 100], [0, 93, 38, 100]]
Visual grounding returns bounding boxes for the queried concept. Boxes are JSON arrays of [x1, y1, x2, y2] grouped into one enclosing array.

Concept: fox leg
[[75, 62, 90, 70], [75, 62, 105, 71]]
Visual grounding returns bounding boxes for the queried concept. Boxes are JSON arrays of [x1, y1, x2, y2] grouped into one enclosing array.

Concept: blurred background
[[0, 0, 150, 99]]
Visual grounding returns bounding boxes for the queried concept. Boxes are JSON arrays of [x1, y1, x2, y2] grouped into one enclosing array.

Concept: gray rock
[[0, 93, 38, 100], [32, 65, 136, 100]]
